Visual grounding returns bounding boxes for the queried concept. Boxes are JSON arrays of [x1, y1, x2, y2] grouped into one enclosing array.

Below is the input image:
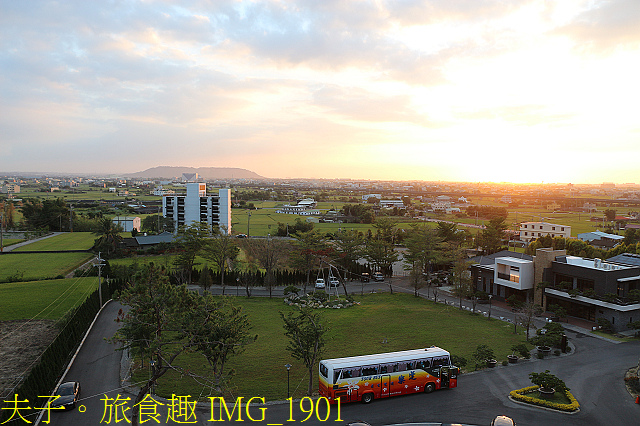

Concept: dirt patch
[[0, 320, 57, 398]]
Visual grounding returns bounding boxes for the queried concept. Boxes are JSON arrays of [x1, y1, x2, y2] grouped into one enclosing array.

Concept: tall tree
[[450, 255, 473, 309], [290, 230, 329, 294], [242, 238, 290, 297], [478, 217, 508, 254], [204, 226, 240, 295], [280, 308, 328, 396], [113, 264, 254, 426], [21, 197, 70, 231], [93, 217, 124, 257], [403, 224, 445, 296], [363, 237, 399, 278], [173, 222, 212, 284], [332, 229, 364, 281]]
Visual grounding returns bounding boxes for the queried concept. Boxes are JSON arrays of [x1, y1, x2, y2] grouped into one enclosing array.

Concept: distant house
[[112, 216, 141, 232], [577, 231, 624, 248], [519, 222, 571, 242]]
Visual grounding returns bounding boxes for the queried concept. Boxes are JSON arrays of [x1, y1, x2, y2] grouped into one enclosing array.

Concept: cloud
[[555, 0, 640, 53]]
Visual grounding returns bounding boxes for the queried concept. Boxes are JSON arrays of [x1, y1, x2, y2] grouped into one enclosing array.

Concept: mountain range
[[126, 166, 264, 180]]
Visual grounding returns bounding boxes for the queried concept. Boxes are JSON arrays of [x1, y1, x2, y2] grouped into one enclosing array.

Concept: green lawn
[[142, 293, 529, 401], [12, 232, 96, 251], [0, 277, 100, 321], [2, 239, 23, 247], [0, 252, 93, 282]]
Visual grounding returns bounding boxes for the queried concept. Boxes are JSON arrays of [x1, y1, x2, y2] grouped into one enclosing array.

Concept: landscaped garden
[[132, 292, 531, 401]]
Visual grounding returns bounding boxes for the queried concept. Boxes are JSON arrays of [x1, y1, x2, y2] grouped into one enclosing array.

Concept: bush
[[473, 344, 495, 369], [529, 370, 568, 392], [511, 343, 531, 359], [451, 354, 467, 369], [597, 318, 614, 333], [502, 360, 508, 366], [283, 285, 300, 296]]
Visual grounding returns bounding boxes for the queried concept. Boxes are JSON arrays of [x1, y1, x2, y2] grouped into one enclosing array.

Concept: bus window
[[361, 366, 378, 376], [334, 370, 342, 382], [416, 359, 432, 370], [432, 356, 450, 367], [319, 363, 328, 378], [351, 367, 361, 378], [406, 361, 415, 370], [380, 365, 388, 374], [342, 370, 352, 379], [391, 364, 399, 372], [399, 362, 407, 371]]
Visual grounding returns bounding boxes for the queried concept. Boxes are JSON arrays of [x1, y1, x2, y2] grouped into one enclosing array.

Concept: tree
[[403, 224, 445, 296], [1, 201, 16, 228], [173, 222, 212, 284], [242, 238, 290, 297], [93, 217, 123, 257], [112, 264, 254, 426], [450, 256, 473, 309], [141, 214, 174, 234], [280, 308, 328, 396], [436, 221, 465, 247], [604, 209, 617, 222], [517, 302, 543, 341], [204, 226, 240, 295], [363, 238, 399, 279], [529, 370, 568, 392], [478, 217, 507, 254], [332, 229, 364, 281], [21, 197, 70, 231], [290, 230, 329, 294], [199, 264, 214, 293]]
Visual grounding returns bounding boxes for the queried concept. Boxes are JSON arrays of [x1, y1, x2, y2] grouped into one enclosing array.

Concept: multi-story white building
[[519, 222, 571, 242], [163, 183, 231, 234]]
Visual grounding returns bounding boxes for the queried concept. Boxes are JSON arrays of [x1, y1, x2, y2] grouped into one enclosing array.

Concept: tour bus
[[319, 346, 458, 404]]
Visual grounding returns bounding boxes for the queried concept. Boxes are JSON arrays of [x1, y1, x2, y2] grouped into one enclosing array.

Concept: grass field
[[0, 252, 93, 282], [12, 232, 96, 251], [141, 293, 529, 401], [2, 239, 22, 247], [0, 277, 100, 321]]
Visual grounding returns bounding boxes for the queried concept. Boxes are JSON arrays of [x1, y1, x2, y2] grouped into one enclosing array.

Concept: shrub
[[511, 343, 531, 359], [473, 344, 495, 369], [283, 285, 300, 296], [502, 360, 508, 366], [529, 370, 568, 392], [451, 354, 467, 369], [597, 318, 614, 333]]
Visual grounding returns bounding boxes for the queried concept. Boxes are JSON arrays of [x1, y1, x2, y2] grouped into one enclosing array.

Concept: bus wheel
[[424, 383, 435, 393], [362, 393, 374, 404]]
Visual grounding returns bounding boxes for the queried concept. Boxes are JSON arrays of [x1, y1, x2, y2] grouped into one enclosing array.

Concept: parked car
[[328, 277, 340, 287], [491, 416, 516, 426], [361, 273, 370, 282], [51, 381, 81, 410], [373, 272, 384, 282], [315, 278, 326, 289], [236, 233, 248, 238]]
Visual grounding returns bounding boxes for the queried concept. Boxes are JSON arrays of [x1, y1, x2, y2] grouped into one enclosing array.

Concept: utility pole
[[1, 212, 3, 253], [247, 211, 251, 237], [69, 204, 73, 233], [97, 252, 106, 306]]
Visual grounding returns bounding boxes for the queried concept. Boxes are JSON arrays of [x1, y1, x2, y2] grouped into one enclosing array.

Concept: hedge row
[[0, 278, 124, 423]]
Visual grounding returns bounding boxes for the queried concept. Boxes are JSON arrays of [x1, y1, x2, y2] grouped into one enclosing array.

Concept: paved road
[[43, 302, 126, 426], [1, 232, 62, 252], [40, 285, 640, 426]]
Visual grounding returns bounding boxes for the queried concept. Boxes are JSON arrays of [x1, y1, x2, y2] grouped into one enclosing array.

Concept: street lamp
[[285, 363, 292, 398], [488, 294, 493, 319]]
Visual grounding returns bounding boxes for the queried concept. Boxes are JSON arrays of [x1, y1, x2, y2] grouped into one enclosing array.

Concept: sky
[[1, 0, 640, 184]]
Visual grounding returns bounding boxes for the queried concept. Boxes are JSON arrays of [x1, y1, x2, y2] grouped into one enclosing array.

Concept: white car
[[315, 278, 325, 289]]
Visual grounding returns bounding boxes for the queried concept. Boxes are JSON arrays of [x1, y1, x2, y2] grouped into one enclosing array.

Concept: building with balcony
[[519, 221, 571, 242], [471, 248, 640, 332], [162, 183, 231, 234]]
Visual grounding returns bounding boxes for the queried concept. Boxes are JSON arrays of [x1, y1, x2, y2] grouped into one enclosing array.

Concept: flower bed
[[284, 293, 360, 309], [510, 385, 580, 412]]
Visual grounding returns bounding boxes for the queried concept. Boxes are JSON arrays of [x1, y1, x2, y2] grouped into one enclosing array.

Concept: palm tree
[[93, 217, 123, 257]]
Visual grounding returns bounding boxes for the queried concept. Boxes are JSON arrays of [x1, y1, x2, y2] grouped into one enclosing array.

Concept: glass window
[[416, 359, 432, 370], [334, 370, 341, 382], [361, 365, 378, 376], [319, 363, 328, 378]]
